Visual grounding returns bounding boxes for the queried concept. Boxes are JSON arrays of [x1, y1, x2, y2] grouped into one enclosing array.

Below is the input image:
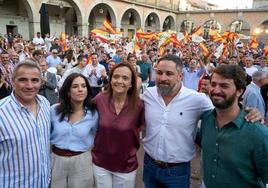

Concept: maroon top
[[92, 93, 144, 173]]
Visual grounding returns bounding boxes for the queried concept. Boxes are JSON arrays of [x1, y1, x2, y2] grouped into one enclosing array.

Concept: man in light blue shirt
[[46, 49, 61, 68], [0, 60, 51, 188], [183, 57, 206, 91], [242, 70, 267, 118]]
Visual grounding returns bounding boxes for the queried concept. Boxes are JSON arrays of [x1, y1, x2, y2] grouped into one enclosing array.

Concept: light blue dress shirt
[[46, 55, 61, 68], [242, 82, 266, 118], [50, 104, 99, 152], [183, 67, 206, 91]]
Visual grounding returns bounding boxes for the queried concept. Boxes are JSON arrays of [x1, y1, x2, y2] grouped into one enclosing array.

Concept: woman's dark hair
[[106, 63, 138, 112], [56, 73, 96, 121]]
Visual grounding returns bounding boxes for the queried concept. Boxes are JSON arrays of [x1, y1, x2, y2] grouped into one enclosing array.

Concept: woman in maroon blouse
[[92, 63, 144, 188]]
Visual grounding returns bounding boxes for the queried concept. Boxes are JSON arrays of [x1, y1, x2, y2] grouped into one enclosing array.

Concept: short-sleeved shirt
[[92, 93, 144, 173], [201, 109, 268, 188]]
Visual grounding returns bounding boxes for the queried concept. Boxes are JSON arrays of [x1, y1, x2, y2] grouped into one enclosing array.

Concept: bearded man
[[200, 64, 268, 188]]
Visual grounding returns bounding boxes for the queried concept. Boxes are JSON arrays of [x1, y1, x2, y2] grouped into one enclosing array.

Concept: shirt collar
[[212, 105, 245, 129], [11, 92, 42, 110]]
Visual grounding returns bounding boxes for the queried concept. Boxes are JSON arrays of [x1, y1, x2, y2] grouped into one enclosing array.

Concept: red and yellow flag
[[60, 32, 68, 51], [102, 19, 117, 34], [87, 53, 92, 64], [184, 32, 191, 44], [192, 26, 203, 36], [264, 45, 268, 59], [136, 31, 156, 40], [250, 35, 259, 49], [199, 42, 209, 57]]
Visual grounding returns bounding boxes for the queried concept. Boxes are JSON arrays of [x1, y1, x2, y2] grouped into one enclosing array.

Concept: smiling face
[[111, 66, 132, 95], [209, 73, 242, 109], [68, 76, 88, 104], [13, 66, 41, 105]]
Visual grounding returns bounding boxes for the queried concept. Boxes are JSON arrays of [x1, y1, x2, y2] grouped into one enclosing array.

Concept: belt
[[52, 145, 84, 157], [145, 153, 189, 168]]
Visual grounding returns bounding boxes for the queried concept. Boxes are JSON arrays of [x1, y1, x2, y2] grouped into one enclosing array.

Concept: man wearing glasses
[[46, 49, 61, 68]]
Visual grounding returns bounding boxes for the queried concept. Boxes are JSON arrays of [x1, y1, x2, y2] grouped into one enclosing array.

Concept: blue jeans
[[143, 153, 190, 188]]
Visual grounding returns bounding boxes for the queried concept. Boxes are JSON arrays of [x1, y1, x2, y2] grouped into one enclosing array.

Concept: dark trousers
[[143, 153, 190, 188]]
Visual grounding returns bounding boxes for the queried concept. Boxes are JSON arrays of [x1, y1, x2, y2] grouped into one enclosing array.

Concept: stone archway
[[162, 16, 175, 31], [144, 12, 160, 32], [180, 20, 195, 33], [0, 0, 35, 40], [121, 8, 141, 38], [203, 19, 221, 39], [229, 20, 250, 35], [88, 3, 116, 32], [43, 0, 83, 37], [254, 19, 268, 42]]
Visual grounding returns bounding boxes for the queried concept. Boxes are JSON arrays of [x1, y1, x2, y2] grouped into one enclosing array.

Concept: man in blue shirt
[[46, 49, 61, 68], [0, 60, 51, 187], [242, 70, 267, 119], [183, 57, 206, 91]]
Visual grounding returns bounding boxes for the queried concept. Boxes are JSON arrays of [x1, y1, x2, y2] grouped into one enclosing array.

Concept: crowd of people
[[1, 29, 268, 188]]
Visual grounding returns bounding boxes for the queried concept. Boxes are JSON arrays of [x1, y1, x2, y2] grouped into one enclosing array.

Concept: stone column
[[77, 23, 89, 37], [29, 20, 40, 40]]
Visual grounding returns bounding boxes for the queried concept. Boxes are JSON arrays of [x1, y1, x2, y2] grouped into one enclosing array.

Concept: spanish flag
[[87, 53, 92, 64], [250, 35, 259, 49], [192, 26, 203, 36], [102, 19, 117, 34], [91, 28, 109, 35], [184, 32, 191, 44], [60, 32, 68, 51], [136, 31, 156, 40], [264, 45, 268, 59], [199, 42, 209, 57], [209, 29, 225, 43]]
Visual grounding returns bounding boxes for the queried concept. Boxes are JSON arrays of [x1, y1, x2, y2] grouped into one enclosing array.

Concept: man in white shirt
[[32, 32, 45, 50], [142, 55, 260, 188], [44, 33, 55, 52], [82, 53, 106, 97], [244, 56, 258, 77], [142, 54, 213, 188], [58, 55, 88, 88]]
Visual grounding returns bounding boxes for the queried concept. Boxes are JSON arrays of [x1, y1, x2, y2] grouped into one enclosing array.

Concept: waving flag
[[192, 26, 203, 36], [264, 45, 268, 59], [199, 42, 209, 57], [102, 19, 117, 34], [250, 35, 259, 49]]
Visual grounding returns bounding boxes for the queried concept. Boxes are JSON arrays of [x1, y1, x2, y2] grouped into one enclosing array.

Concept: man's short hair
[[91, 52, 98, 57], [157, 54, 183, 72], [252, 71, 267, 82], [12, 60, 41, 80], [212, 64, 246, 91], [32, 50, 42, 57]]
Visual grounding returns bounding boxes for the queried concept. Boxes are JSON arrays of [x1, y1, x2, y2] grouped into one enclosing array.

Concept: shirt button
[[215, 143, 218, 146], [213, 159, 217, 162], [212, 175, 216, 178]]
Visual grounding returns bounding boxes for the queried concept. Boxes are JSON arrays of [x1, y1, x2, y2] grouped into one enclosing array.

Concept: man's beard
[[157, 82, 178, 96], [210, 92, 237, 109]]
